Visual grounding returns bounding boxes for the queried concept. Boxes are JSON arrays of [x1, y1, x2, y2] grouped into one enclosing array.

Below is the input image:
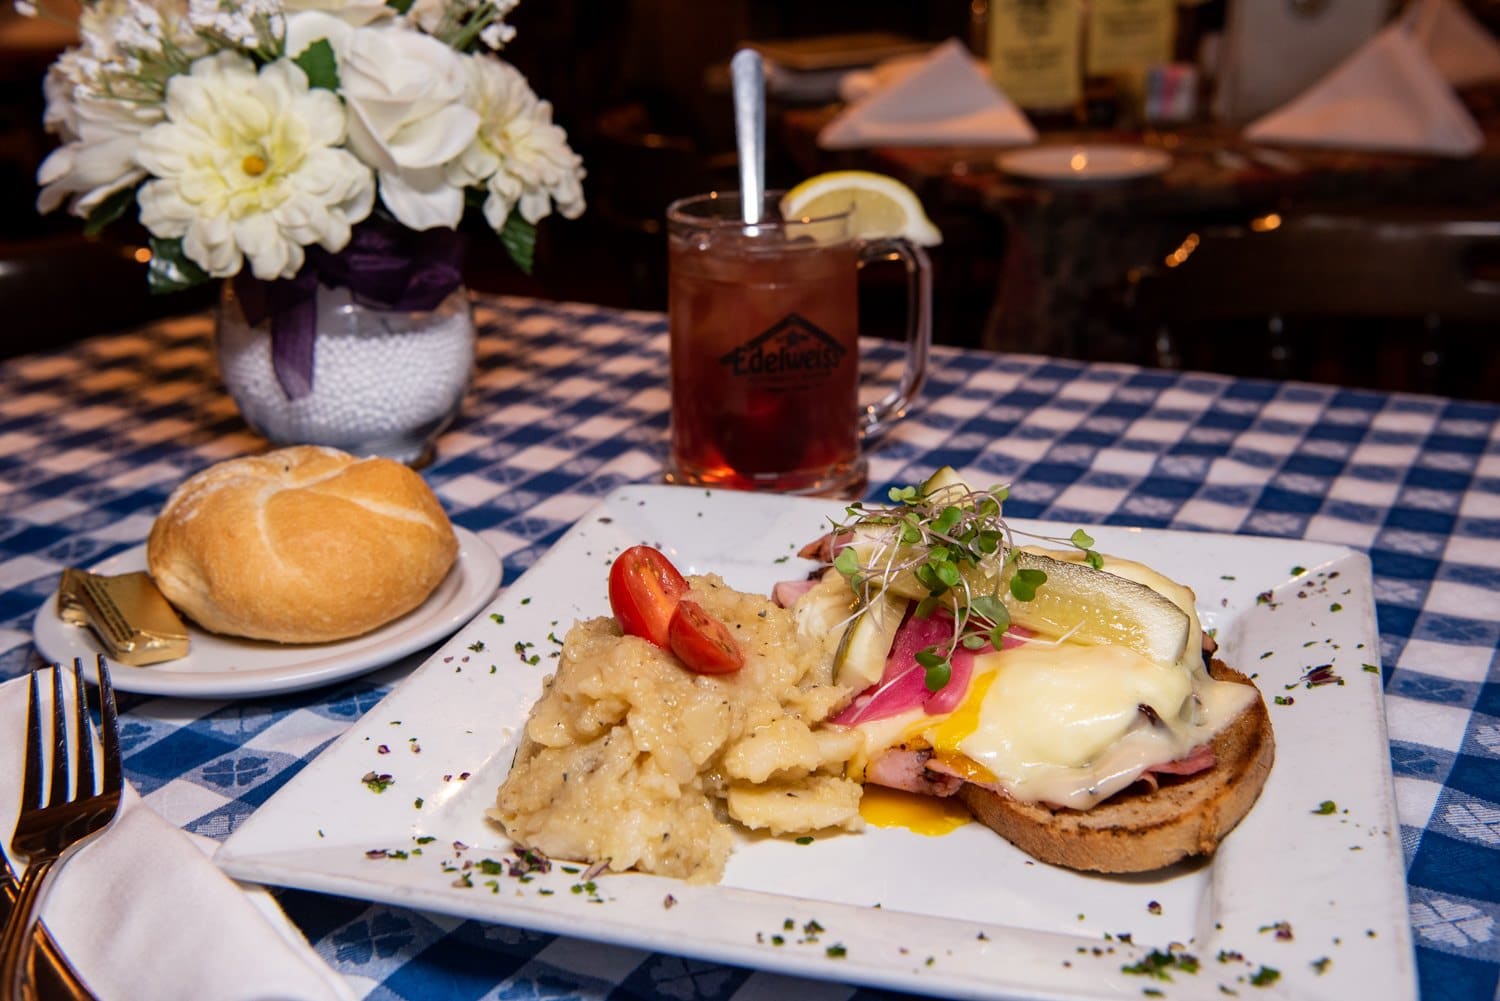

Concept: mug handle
[[857, 238, 932, 441]]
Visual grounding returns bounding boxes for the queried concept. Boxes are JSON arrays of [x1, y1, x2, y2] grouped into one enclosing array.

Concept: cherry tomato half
[[667, 599, 745, 675], [608, 545, 689, 647]]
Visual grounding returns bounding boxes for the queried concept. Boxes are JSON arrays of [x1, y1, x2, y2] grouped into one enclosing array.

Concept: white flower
[[447, 54, 585, 232], [35, 6, 182, 219], [41, 50, 95, 143], [29, 0, 585, 294], [282, 9, 355, 61], [281, 0, 393, 28], [47, 0, 207, 112], [405, 0, 449, 36], [135, 51, 375, 280], [335, 23, 479, 230], [187, 0, 284, 51], [478, 18, 515, 50], [36, 89, 159, 216], [407, 0, 518, 50]]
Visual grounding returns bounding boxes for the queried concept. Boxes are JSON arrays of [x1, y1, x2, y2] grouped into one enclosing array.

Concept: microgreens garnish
[[826, 479, 1101, 691], [914, 648, 952, 690], [1009, 567, 1047, 602], [1070, 528, 1105, 570]]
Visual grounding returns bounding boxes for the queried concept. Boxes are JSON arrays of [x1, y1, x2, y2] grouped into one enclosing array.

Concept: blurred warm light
[[1250, 213, 1282, 232], [1069, 152, 1088, 172], [1163, 232, 1200, 268], [133, 247, 152, 264]]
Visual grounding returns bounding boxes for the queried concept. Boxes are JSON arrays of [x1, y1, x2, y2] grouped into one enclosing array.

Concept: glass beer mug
[[664, 191, 932, 497]]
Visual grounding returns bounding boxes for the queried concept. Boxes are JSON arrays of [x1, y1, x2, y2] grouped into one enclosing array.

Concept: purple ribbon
[[232, 220, 466, 400]]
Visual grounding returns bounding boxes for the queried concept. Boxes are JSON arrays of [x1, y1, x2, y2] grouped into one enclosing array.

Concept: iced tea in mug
[[665, 192, 931, 496]]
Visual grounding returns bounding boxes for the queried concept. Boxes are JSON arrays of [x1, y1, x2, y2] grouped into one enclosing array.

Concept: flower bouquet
[[29, 0, 584, 285], [23, 0, 587, 460]]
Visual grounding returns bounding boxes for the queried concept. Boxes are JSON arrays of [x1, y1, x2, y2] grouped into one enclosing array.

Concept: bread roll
[[147, 446, 458, 643]]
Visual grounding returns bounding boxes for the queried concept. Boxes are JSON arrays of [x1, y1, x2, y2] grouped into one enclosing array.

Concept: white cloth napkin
[[1244, 23, 1483, 158], [1403, 0, 1500, 87], [836, 50, 935, 103], [819, 38, 1037, 149], [0, 676, 355, 1001]]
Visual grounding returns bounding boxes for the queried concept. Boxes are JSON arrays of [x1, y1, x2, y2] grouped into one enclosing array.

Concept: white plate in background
[[1000, 144, 1173, 182]]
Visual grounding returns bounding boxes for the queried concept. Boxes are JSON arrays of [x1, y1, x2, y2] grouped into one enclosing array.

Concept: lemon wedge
[[780, 171, 943, 246], [1004, 550, 1190, 666]]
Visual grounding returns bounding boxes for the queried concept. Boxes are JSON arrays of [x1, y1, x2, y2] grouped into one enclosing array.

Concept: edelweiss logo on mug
[[718, 314, 847, 383]]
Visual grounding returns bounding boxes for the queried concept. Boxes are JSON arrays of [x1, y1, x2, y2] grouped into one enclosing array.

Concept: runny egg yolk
[[859, 786, 971, 835], [929, 670, 999, 784], [856, 672, 999, 835]]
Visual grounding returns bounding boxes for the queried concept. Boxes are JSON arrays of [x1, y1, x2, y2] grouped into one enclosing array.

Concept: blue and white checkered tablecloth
[[0, 295, 1496, 1001]]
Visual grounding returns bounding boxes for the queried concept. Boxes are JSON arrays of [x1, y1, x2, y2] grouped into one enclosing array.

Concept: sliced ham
[[875, 740, 1217, 803], [1133, 743, 1217, 793], [864, 746, 964, 797], [1147, 742, 1216, 776], [771, 579, 817, 608], [797, 531, 852, 563]]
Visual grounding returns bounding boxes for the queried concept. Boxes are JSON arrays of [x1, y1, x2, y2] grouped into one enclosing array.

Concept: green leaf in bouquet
[[501, 211, 536, 275], [83, 185, 138, 237], [385, 0, 416, 13], [146, 237, 210, 294], [293, 39, 340, 91]]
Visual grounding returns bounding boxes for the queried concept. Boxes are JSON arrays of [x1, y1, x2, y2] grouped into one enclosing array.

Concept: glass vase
[[215, 279, 475, 467]]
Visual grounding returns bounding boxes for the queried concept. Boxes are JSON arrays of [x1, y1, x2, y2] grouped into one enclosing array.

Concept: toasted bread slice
[[958, 661, 1274, 873]]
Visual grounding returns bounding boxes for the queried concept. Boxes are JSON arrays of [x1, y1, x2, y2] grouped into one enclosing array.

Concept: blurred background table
[[0, 294, 1497, 1001], [5, 0, 1500, 403], [781, 87, 1500, 402]]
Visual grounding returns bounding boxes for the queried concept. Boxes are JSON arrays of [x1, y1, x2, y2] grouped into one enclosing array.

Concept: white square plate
[[218, 485, 1416, 1000]]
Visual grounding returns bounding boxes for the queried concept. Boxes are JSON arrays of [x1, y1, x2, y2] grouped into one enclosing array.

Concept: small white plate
[[32, 528, 502, 699], [218, 485, 1415, 1001], [999, 143, 1172, 182]]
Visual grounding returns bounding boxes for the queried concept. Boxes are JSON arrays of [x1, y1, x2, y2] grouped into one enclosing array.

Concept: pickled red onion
[[831, 616, 1032, 726], [923, 645, 975, 716]]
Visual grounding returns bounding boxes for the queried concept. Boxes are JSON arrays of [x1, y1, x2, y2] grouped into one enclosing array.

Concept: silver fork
[[0, 658, 122, 1001], [2, 850, 95, 1001], [0, 858, 92, 1001]]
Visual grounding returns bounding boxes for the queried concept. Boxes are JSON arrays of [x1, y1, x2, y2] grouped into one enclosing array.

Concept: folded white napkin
[[1403, 0, 1500, 87], [0, 676, 355, 1001], [819, 38, 1037, 149], [836, 50, 935, 103], [1245, 23, 1483, 158]]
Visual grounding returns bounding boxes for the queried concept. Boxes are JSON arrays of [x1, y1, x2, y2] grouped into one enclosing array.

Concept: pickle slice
[[832, 588, 906, 690], [920, 464, 972, 505]]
